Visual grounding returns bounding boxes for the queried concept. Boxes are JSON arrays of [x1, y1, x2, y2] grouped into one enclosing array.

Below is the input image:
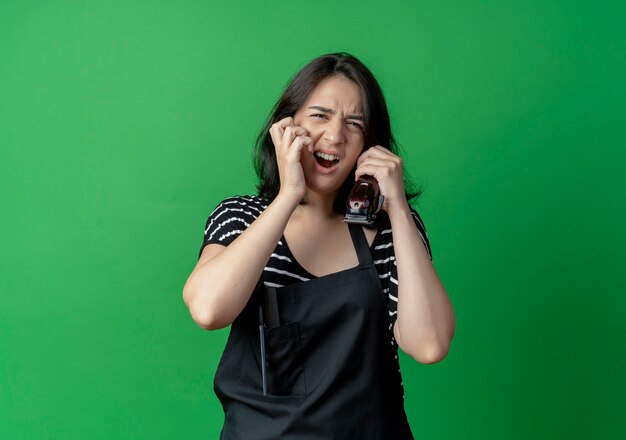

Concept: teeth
[[315, 151, 339, 161]]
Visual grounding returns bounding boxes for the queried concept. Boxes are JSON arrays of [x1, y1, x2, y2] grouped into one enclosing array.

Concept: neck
[[296, 189, 340, 221]]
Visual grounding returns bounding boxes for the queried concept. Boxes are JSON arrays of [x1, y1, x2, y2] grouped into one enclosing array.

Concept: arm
[[183, 194, 300, 329], [183, 117, 312, 330], [388, 206, 455, 364], [356, 146, 455, 364]]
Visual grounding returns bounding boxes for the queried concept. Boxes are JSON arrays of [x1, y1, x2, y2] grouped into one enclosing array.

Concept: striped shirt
[[198, 195, 432, 394]]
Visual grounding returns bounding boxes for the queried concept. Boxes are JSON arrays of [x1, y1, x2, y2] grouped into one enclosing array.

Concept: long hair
[[253, 52, 422, 214]]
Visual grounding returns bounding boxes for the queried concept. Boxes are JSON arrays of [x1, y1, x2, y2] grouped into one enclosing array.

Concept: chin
[[302, 159, 353, 197], [305, 182, 342, 196], [303, 176, 344, 197]]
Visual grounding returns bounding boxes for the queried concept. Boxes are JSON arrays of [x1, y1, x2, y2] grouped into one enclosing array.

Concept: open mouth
[[314, 151, 340, 168]]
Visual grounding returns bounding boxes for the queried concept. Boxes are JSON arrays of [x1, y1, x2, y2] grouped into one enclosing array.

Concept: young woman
[[183, 52, 455, 439]]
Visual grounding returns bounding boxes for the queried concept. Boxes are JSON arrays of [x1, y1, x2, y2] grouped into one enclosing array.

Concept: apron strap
[[348, 224, 375, 266]]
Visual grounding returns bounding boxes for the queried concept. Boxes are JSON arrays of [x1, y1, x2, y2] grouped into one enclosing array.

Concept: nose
[[323, 118, 345, 145]]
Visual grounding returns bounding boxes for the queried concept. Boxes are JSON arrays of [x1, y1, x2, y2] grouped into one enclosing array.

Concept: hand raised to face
[[269, 116, 312, 201], [355, 146, 408, 214]]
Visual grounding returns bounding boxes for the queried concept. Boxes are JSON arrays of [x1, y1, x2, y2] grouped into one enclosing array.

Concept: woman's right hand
[[184, 118, 312, 330], [269, 116, 312, 202]]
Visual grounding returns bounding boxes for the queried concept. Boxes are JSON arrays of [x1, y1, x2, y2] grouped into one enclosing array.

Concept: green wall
[[1, 0, 625, 438]]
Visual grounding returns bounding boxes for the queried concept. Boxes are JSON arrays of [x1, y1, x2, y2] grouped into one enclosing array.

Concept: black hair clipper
[[343, 175, 384, 227]]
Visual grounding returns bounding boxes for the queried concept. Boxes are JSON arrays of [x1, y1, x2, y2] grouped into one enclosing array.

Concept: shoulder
[[209, 195, 269, 218], [202, 195, 269, 246], [373, 205, 432, 260]]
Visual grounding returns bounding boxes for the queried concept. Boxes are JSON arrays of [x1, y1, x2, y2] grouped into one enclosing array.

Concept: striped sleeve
[[408, 207, 432, 261], [197, 196, 267, 259], [380, 206, 432, 329]]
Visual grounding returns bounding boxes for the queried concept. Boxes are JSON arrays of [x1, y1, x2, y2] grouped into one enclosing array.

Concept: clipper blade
[[343, 213, 376, 226]]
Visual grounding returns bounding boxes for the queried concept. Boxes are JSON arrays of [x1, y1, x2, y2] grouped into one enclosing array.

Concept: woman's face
[[293, 75, 366, 196]]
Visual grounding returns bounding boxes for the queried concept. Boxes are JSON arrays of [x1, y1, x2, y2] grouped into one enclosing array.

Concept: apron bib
[[214, 224, 414, 439]]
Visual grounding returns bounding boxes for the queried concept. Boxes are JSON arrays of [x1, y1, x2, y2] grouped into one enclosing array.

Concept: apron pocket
[[263, 322, 306, 396]]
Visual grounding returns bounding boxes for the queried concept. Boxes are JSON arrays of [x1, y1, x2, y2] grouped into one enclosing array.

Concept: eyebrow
[[307, 106, 365, 121]]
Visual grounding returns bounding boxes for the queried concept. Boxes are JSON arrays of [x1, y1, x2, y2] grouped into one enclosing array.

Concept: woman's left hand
[[355, 146, 409, 215]]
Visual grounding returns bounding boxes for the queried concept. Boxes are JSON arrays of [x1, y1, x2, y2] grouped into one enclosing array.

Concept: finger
[[359, 149, 401, 170], [370, 145, 393, 155], [290, 136, 312, 152], [356, 155, 399, 173], [288, 136, 311, 161], [359, 145, 396, 163], [357, 157, 396, 171], [358, 150, 387, 167], [270, 120, 285, 136], [284, 137, 307, 162], [355, 164, 389, 182], [276, 116, 293, 128], [292, 130, 313, 152], [283, 126, 308, 147], [285, 125, 306, 139], [282, 126, 297, 146], [359, 149, 395, 161], [269, 124, 282, 149], [270, 117, 294, 140]]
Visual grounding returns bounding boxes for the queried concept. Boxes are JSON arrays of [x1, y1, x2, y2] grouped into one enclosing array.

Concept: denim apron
[[214, 224, 414, 439]]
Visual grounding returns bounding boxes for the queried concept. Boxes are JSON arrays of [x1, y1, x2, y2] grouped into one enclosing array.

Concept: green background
[[1, 0, 625, 438]]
